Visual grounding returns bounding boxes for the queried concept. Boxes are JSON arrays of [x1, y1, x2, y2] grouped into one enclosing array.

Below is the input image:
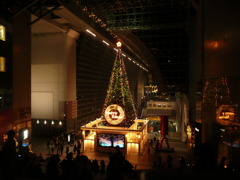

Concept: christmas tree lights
[[202, 77, 232, 125], [101, 41, 137, 127]]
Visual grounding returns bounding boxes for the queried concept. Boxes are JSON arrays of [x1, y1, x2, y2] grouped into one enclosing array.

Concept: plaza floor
[[31, 134, 193, 170]]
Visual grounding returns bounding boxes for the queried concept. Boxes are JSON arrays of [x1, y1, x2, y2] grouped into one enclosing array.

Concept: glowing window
[[0, 25, 6, 41], [0, 57, 5, 72]]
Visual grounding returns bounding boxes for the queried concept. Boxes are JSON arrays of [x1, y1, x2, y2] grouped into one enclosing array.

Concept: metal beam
[[12, 0, 41, 17], [29, 4, 61, 25]]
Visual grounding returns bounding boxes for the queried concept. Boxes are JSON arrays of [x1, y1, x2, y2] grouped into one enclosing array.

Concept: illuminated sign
[[105, 104, 125, 125]]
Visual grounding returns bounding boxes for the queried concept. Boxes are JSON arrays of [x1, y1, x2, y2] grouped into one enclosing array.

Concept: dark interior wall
[[204, 0, 240, 78], [12, 12, 31, 120], [204, 0, 240, 108], [76, 33, 115, 126], [201, 0, 240, 166]]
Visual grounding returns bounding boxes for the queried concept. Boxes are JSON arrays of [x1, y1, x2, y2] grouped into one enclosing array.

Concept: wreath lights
[[216, 105, 235, 126], [105, 104, 125, 125]]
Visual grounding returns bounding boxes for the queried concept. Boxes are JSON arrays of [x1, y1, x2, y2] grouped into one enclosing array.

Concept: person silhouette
[[100, 159, 106, 174], [167, 155, 173, 168], [1, 130, 18, 179], [179, 156, 186, 169]]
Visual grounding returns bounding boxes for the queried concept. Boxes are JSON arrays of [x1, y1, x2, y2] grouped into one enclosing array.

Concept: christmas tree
[[201, 77, 233, 145], [202, 77, 232, 123], [101, 41, 137, 127]]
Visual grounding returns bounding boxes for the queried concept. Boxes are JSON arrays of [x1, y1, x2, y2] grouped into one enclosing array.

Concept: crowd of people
[[1, 130, 240, 179], [44, 145, 135, 180], [46, 135, 81, 156], [0, 130, 136, 180]]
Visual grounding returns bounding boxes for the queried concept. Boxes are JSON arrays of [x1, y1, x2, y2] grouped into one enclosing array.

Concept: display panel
[[113, 134, 125, 148], [98, 134, 112, 147], [97, 133, 125, 148]]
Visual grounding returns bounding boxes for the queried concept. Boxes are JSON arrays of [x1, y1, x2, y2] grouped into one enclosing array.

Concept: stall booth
[[81, 118, 149, 155]]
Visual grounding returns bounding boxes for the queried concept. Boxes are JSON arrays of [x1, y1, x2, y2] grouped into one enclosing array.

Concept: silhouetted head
[[115, 145, 120, 152], [7, 130, 15, 139], [67, 152, 73, 160]]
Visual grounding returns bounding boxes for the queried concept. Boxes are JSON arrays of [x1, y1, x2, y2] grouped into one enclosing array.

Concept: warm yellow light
[[0, 25, 6, 41], [116, 41, 122, 47], [59, 121, 62, 125], [217, 105, 235, 125], [44, 120, 47, 124], [0, 57, 5, 72], [213, 41, 219, 48], [51, 121, 54, 125]]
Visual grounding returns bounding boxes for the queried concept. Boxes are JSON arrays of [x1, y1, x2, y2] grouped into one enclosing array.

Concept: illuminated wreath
[[105, 104, 125, 125], [216, 105, 234, 126]]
